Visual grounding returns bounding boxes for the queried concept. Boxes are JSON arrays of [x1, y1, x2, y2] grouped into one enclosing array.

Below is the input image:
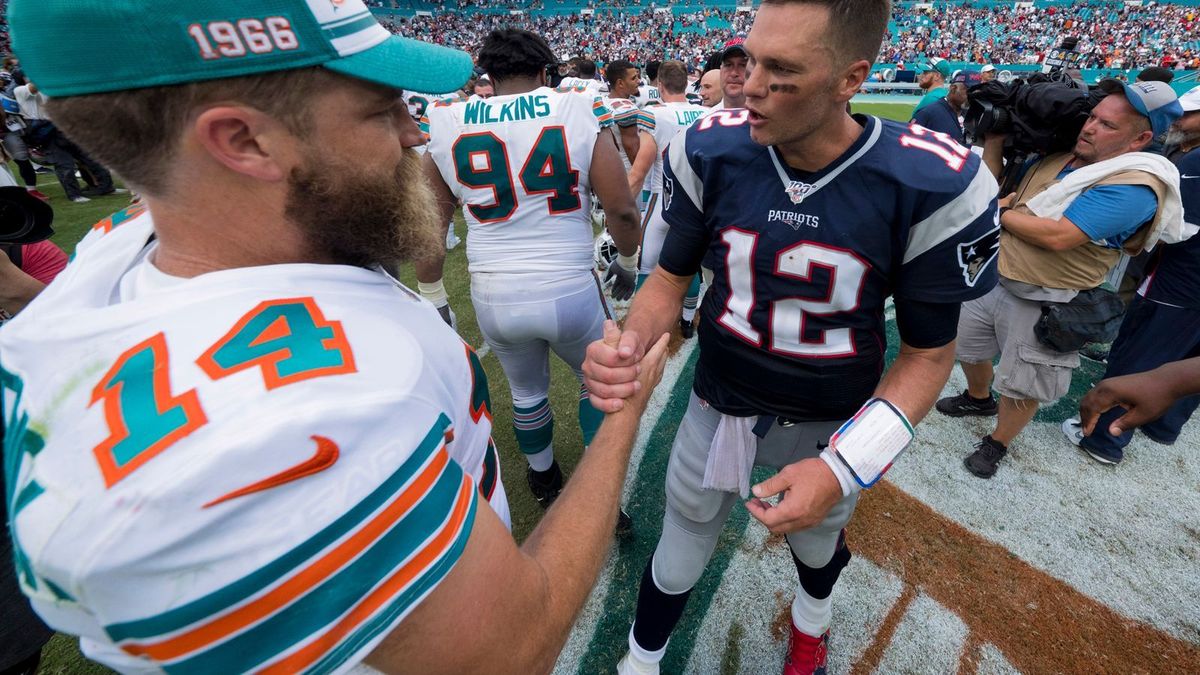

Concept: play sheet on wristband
[[830, 399, 914, 487]]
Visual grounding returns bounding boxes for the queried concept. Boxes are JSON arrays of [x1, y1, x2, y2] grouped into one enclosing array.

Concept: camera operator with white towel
[[937, 80, 1187, 479]]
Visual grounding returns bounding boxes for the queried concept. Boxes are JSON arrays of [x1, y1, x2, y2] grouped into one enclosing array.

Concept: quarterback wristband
[[828, 398, 915, 489], [417, 279, 449, 307], [616, 253, 638, 271]]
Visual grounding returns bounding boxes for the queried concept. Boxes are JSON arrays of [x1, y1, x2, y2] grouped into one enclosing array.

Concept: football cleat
[[526, 462, 563, 508], [679, 318, 695, 339], [783, 625, 828, 675]]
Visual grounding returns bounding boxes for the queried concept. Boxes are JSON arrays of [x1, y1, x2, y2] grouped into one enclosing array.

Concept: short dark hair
[[761, 0, 891, 66], [605, 59, 636, 87], [570, 57, 597, 78], [477, 28, 556, 83], [658, 61, 688, 94], [645, 60, 661, 82]]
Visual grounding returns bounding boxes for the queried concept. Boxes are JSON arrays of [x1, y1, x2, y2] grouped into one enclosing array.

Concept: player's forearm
[[414, 246, 447, 284], [1000, 211, 1082, 251], [0, 268, 45, 315], [872, 340, 957, 425], [517, 404, 643, 666], [624, 268, 688, 346], [604, 203, 643, 257]]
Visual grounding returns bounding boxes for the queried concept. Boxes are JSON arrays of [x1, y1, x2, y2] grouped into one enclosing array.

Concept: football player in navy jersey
[[582, 1, 1001, 673]]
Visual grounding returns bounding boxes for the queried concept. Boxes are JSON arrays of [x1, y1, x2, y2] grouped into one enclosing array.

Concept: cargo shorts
[[955, 283, 1080, 403]]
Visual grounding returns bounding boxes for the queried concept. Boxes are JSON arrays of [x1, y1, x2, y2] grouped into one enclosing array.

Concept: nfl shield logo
[[785, 181, 814, 205]]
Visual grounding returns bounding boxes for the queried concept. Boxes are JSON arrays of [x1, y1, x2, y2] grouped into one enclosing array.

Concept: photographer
[[13, 80, 116, 203], [937, 81, 1185, 479]]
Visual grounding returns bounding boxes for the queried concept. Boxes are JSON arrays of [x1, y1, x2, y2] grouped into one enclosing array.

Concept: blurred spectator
[[698, 68, 721, 106], [1136, 66, 1174, 83], [1061, 86, 1200, 463], [13, 81, 115, 203], [474, 75, 494, 98], [939, 82, 1184, 479], [912, 70, 974, 142], [912, 57, 950, 113]]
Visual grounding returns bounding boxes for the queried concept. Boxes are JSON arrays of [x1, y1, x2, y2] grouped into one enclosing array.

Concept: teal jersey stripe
[[105, 414, 453, 643], [12, 480, 43, 516], [2, 364, 43, 590], [323, 15, 377, 41], [162, 464, 472, 675], [304, 493, 478, 675]]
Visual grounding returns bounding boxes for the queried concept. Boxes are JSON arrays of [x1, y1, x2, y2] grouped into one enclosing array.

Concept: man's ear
[[1129, 129, 1155, 152], [836, 58, 871, 102], [191, 106, 295, 183]]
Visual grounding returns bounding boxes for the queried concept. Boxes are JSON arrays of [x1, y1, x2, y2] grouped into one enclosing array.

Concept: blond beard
[[286, 147, 443, 268]]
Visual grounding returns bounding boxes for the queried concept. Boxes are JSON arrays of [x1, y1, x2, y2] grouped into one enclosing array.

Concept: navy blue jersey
[[659, 112, 1000, 420], [1144, 147, 1200, 309]]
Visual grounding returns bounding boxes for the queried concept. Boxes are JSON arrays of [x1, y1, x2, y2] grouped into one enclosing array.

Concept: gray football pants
[[651, 393, 859, 594]]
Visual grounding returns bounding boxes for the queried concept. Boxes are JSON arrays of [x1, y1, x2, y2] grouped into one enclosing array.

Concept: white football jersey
[[1, 208, 507, 674], [426, 87, 614, 277], [558, 76, 605, 94], [632, 85, 661, 108], [637, 100, 708, 195]]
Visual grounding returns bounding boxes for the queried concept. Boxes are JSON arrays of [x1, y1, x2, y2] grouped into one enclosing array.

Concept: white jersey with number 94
[[424, 87, 614, 279]]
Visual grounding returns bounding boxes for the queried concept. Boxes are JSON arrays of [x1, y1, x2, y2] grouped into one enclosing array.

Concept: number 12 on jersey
[[718, 229, 869, 358], [452, 126, 581, 223]]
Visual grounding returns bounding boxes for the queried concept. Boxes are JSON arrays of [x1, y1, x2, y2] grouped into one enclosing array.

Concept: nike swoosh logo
[[1182, 175, 1200, 179], [203, 435, 340, 508]]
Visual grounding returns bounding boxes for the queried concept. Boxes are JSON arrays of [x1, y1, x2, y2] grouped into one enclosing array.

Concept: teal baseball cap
[[7, 0, 473, 97], [919, 57, 951, 78]]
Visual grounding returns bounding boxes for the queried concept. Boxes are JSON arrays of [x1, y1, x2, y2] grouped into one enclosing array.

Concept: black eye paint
[[769, 83, 800, 94]]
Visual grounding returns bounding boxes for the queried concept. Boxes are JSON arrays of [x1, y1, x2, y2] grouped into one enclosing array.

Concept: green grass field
[[851, 101, 916, 122]]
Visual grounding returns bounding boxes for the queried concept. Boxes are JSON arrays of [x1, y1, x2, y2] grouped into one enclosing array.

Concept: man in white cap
[[0, 0, 670, 673], [980, 63, 997, 83]]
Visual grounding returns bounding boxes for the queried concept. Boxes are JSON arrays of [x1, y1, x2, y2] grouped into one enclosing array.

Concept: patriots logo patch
[[663, 176, 674, 212], [785, 180, 815, 205], [957, 227, 1000, 287]]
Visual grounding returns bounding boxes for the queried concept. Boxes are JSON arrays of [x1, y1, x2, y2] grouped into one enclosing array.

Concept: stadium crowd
[[376, 1, 1200, 72], [380, 7, 754, 64]]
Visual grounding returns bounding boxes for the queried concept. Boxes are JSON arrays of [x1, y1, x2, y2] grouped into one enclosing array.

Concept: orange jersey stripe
[[122, 449, 452, 662], [256, 478, 475, 675]]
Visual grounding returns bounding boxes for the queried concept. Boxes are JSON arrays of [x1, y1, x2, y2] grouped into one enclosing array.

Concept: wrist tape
[[616, 253, 638, 271], [417, 279, 448, 307]]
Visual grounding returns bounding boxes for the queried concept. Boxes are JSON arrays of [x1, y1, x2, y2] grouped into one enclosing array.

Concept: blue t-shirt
[[659, 113, 999, 420], [911, 97, 964, 143], [1059, 166, 1158, 249], [1143, 148, 1200, 308]]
